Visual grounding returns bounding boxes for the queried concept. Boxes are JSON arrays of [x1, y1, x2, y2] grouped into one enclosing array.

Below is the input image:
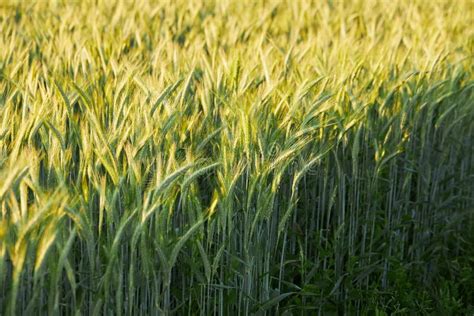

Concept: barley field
[[0, 0, 473, 314]]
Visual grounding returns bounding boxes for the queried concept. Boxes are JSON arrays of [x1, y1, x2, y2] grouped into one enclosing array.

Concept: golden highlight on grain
[[0, 0, 473, 314]]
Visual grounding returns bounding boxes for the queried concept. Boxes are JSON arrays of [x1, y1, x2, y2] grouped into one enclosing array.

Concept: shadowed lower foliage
[[0, 0, 473, 314]]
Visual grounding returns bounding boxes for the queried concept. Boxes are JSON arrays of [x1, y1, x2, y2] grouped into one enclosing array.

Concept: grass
[[0, 0, 473, 314]]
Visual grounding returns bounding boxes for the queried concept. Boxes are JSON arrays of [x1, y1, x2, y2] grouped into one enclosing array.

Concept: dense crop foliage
[[0, 0, 473, 314]]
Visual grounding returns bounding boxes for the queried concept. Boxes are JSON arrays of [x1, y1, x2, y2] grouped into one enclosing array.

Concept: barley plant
[[0, 0, 473, 314]]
